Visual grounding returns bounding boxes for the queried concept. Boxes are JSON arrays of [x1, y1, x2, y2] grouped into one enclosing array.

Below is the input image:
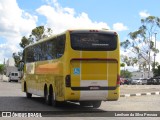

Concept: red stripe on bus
[[71, 58, 118, 62]]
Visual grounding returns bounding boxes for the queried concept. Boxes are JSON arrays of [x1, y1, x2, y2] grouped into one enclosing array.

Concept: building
[[5, 58, 19, 77], [131, 71, 153, 79]]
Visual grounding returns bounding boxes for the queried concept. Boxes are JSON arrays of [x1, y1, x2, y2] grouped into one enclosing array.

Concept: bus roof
[[24, 31, 66, 49], [69, 29, 117, 35], [24, 29, 118, 49]]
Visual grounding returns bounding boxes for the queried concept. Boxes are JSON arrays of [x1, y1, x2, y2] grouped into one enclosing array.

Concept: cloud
[[139, 10, 150, 18], [0, 0, 37, 63], [0, 0, 110, 64], [36, 0, 110, 34], [0, 43, 20, 63], [113, 23, 128, 31], [0, 0, 37, 43], [120, 39, 160, 72]]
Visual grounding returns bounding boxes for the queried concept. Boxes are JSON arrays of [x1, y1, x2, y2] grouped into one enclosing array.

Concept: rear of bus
[[64, 30, 120, 107]]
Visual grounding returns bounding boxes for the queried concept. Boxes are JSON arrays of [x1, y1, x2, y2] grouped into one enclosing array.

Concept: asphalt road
[[120, 85, 160, 94], [0, 81, 160, 119]]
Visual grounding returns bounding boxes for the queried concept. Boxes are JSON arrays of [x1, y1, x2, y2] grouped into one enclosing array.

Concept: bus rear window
[[71, 33, 117, 51]]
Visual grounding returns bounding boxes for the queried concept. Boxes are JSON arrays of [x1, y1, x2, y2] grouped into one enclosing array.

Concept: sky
[[0, 0, 160, 71]]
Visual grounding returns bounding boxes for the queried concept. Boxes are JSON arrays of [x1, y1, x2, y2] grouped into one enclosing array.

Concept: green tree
[[121, 55, 138, 66], [153, 65, 160, 77], [31, 26, 53, 42], [121, 16, 160, 77], [12, 52, 22, 67], [120, 70, 132, 78], [120, 63, 125, 72], [13, 26, 53, 67], [120, 63, 125, 67], [152, 62, 159, 71], [19, 36, 32, 49], [19, 26, 53, 48], [0, 64, 5, 74]]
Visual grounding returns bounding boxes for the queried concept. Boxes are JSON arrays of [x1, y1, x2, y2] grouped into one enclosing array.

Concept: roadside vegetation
[[121, 16, 160, 77], [0, 64, 5, 74], [12, 26, 53, 67]]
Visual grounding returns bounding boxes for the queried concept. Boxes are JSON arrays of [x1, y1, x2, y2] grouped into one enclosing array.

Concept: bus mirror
[[18, 61, 24, 71]]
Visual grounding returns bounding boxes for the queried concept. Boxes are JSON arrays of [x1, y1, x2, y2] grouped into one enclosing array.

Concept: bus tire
[[92, 101, 101, 108], [80, 101, 92, 107], [26, 92, 32, 98], [25, 83, 32, 98], [52, 92, 60, 107], [44, 88, 52, 105]]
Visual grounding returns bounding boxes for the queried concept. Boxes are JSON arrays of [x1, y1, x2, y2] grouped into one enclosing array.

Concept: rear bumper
[[65, 86, 119, 101], [9, 79, 19, 81], [71, 86, 118, 90]]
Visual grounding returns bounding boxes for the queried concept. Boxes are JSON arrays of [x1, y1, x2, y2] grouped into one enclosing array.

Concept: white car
[[8, 72, 20, 82], [131, 78, 142, 85]]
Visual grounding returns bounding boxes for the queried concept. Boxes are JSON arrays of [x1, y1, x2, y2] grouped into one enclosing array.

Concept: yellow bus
[[20, 29, 120, 108]]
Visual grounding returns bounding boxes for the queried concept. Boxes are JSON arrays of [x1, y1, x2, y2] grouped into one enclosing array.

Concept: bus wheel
[[52, 92, 60, 107], [92, 101, 101, 108], [44, 89, 52, 105], [26, 92, 32, 98], [80, 101, 92, 107], [25, 84, 32, 98]]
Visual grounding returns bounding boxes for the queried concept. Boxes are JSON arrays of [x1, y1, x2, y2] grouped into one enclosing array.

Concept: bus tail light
[[65, 75, 71, 87], [117, 75, 120, 85], [114, 32, 117, 35]]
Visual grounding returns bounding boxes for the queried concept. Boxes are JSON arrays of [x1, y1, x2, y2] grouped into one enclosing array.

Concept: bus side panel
[[34, 60, 65, 99], [24, 63, 37, 95]]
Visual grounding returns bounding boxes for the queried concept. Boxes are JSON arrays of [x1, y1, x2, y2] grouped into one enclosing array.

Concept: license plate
[[90, 86, 100, 90]]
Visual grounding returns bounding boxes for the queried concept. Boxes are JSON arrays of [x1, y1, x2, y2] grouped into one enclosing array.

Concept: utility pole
[[153, 33, 157, 70], [148, 34, 151, 78], [3, 58, 5, 65]]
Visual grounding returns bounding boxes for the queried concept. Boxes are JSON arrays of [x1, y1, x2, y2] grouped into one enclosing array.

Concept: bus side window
[[51, 38, 57, 59], [46, 40, 54, 60], [56, 35, 65, 58], [26, 47, 34, 63]]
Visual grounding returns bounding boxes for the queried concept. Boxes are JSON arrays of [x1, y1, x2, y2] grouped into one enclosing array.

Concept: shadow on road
[[30, 96, 105, 111], [0, 96, 108, 117]]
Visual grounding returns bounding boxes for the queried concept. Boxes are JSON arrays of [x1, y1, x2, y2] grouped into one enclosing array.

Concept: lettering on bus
[[71, 33, 117, 51]]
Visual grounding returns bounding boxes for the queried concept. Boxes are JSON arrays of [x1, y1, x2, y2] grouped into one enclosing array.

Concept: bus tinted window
[[71, 33, 117, 51], [25, 35, 65, 63], [26, 47, 34, 62], [15, 73, 18, 76]]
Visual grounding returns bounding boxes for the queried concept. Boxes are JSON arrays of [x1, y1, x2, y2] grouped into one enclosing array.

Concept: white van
[[8, 72, 20, 82]]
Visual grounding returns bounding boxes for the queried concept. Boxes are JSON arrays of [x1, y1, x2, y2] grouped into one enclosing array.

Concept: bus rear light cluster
[[117, 75, 120, 85], [65, 75, 71, 87], [114, 32, 117, 35]]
